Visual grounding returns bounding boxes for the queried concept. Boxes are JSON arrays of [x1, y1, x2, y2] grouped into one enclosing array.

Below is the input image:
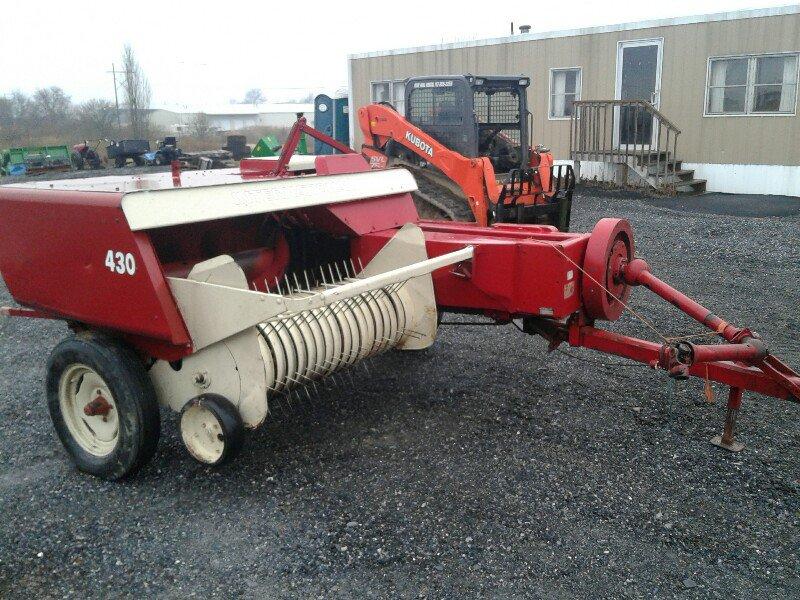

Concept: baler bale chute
[[0, 131, 797, 480]]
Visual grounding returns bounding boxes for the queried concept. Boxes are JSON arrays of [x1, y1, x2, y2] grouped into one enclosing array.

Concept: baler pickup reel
[[155, 223, 472, 452]]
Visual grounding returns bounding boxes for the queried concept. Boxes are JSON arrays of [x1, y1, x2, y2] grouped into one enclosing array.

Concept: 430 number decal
[[104, 250, 137, 276]]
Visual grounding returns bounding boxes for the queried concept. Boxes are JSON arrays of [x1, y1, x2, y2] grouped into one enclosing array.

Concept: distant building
[[148, 103, 315, 133], [348, 5, 800, 196]]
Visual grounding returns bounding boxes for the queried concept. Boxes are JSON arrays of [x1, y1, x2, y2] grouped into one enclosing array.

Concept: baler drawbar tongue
[[619, 257, 799, 451]]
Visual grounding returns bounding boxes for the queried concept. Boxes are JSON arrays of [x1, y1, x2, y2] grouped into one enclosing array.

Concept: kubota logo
[[405, 131, 433, 157]]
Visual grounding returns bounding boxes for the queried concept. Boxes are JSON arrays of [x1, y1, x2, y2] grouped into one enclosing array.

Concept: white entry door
[[614, 38, 663, 150]]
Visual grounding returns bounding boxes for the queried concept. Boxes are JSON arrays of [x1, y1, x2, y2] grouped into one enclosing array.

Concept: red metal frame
[[569, 325, 796, 401], [353, 220, 588, 319], [270, 116, 354, 178], [0, 307, 54, 319], [352, 219, 800, 405]]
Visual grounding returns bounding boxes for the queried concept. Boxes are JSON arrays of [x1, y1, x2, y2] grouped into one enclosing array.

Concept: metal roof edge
[[347, 5, 800, 60]]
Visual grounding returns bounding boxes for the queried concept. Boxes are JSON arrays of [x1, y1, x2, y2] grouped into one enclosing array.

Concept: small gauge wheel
[[180, 394, 244, 466]]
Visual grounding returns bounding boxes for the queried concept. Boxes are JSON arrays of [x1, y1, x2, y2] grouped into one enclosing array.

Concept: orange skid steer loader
[[359, 75, 574, 229]]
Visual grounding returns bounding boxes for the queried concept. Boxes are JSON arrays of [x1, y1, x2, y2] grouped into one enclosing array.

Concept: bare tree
[[76, 99, 117, 140], [0, 90, 123, 147], [121, 44, 152, 138], [0, 91, 37, 145], [32, 87, 73, 138], [189, 112, 214, 138], [0, 96, 16, 145], [243, 89, 265, 104]]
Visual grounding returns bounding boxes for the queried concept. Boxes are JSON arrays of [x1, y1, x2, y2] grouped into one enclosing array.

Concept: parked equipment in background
[[314, 93, 350, 155], [0, 150, 25, 176], [0, 120, 797, 480], [1, 145, 72, 176], [222, 135, 252, 161], [251, 134, 308, 158], [251, 135, 282, 157], [179, 149, 233, 169], [71, 141, 105, 170], [360, 74, 574, 229], [148, 136, 183, 165], [106, 139, 151, 168], [252, 113, 312, 158]]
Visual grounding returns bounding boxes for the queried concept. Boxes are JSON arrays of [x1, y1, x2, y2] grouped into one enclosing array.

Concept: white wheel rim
[[58, 364, 119, 457], [181, 403, 225, 464]]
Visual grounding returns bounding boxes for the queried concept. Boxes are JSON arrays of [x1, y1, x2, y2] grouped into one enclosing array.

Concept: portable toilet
[[334, 96, 350, 148], [314, 94, 350, 154]]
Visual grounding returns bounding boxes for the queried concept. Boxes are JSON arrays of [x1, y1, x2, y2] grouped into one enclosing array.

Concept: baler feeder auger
[[0, 138, 796, 479]]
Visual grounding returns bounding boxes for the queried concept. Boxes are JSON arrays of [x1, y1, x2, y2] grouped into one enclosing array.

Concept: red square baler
[[0, 155, 796, 479]]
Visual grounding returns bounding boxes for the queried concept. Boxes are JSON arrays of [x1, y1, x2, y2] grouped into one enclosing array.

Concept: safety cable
[[543, 240, 670, 343], [545, 241, 730, 346]]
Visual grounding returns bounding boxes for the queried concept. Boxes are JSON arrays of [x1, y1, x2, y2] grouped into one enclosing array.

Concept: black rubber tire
[[133, 156, 145, 166], [114, 156, 126, 168], [181, 394, 244, 466], [46, 331, 160, 480]]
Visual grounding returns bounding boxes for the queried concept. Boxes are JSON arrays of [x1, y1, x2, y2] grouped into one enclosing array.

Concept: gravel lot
[[0, 187, 798, 598]]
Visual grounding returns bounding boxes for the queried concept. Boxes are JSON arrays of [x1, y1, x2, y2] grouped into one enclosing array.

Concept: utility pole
[[108, 63, 122, 135]]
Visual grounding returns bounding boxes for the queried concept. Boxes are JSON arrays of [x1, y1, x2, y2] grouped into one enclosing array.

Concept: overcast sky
[[0, 0, 792, 107]]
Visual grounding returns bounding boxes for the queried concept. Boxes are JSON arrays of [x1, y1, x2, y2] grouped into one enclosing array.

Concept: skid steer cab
[[404, 75, 532, 175]]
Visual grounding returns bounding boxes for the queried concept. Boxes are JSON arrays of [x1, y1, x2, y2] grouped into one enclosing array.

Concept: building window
[[706, 53, 798, 115], [549, 68, 581, 119], [371, 80, 405, 115]]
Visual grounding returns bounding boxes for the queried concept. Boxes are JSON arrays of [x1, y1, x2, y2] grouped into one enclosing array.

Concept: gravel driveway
[[0, 188, 798, 598]]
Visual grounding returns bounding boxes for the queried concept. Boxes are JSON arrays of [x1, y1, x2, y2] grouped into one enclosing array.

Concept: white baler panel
[[121, 168, 418, 231], [167, 243, 473, 351], [243, 155, 318, 171], [151, 224, 473, 430]]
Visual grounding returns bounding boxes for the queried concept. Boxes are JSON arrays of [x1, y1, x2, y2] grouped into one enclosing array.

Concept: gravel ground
[[0, 187, 798, 598], [647, 192, 800, 217]]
